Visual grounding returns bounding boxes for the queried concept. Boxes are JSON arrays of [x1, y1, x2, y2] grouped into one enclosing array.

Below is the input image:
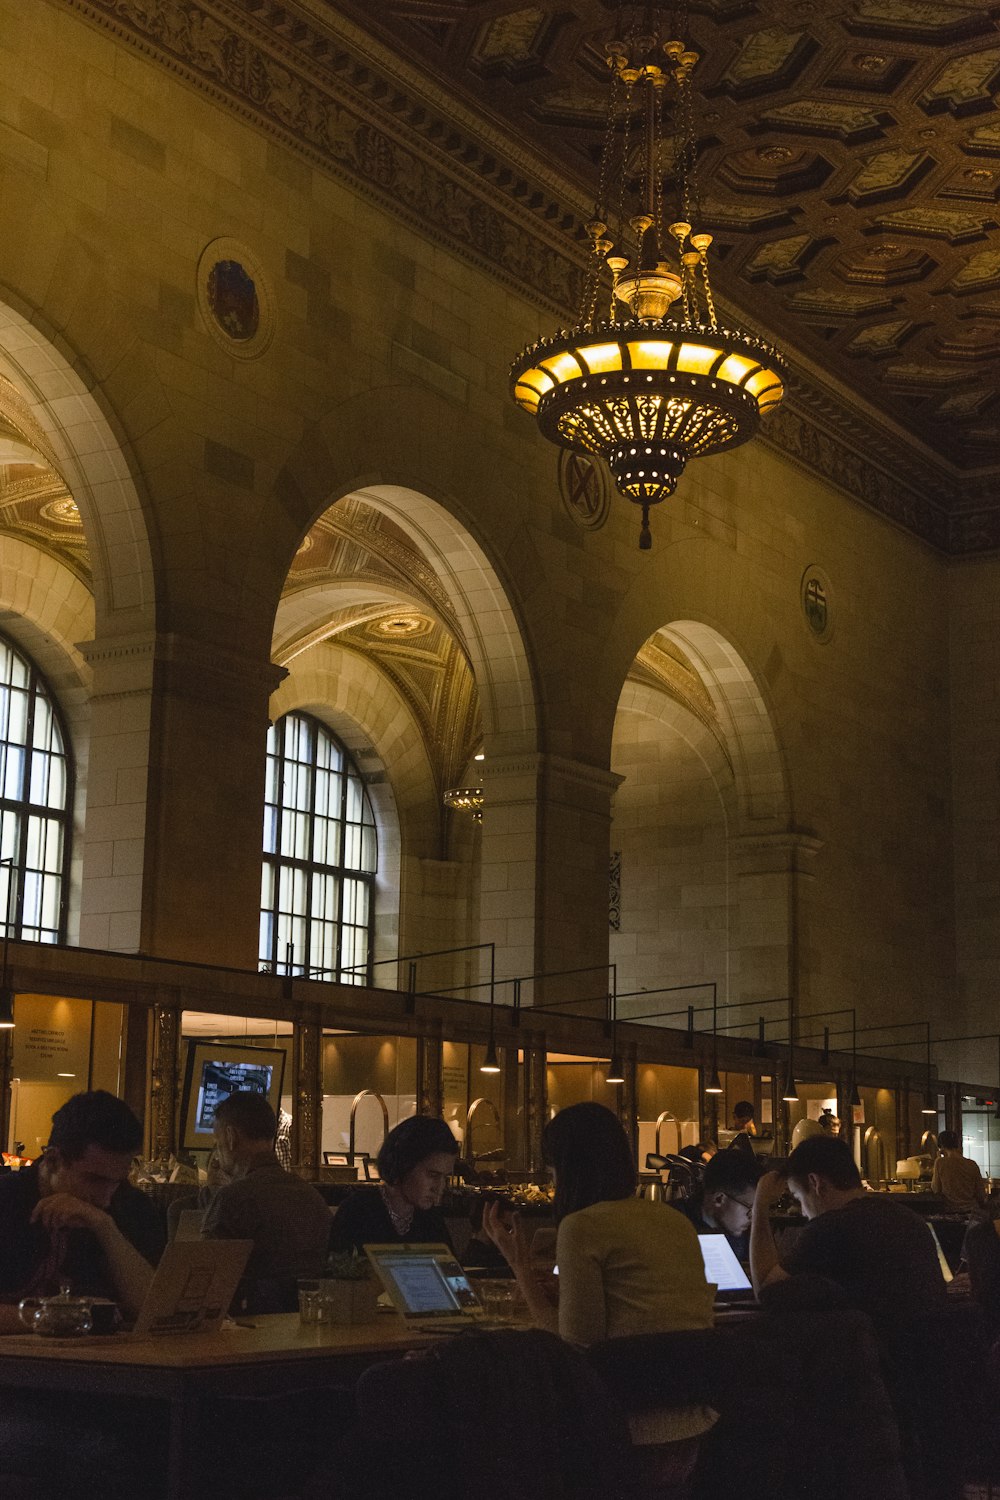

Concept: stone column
[[292, 1019, 322, 1177], [76, 634, 156, 953], [141, 634, 285, 966], [480, 753, 623, 999], [731, 831, 823, 1033]]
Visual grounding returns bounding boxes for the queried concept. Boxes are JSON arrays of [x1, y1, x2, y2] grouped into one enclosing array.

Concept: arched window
[[260, 711, 377, 983], [0, 634, 72, 943]]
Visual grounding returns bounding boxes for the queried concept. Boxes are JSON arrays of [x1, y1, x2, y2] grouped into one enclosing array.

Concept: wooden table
[[0, 1313, 423, 1499]]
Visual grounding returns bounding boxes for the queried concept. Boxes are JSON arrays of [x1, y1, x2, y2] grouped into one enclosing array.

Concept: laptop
[[5, 1238, 253, 1344], [364, 1242, 504, 1332], [697, 1233, 755, 1304], [130, 1238, 253, 1336]]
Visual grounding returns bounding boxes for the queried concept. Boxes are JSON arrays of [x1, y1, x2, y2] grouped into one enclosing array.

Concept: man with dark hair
[[202, 1090, 330, 1312], [0, 1090, 162, 1334], [750, 1135, 946, 1336], [676, 1149, 761, 1261]]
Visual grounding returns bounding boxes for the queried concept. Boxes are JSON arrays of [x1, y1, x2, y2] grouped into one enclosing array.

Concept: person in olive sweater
[[330, 1114, 457, 1253]]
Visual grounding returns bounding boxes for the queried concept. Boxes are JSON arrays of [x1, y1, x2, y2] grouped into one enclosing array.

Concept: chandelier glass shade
[[510, 17, 786, 548]]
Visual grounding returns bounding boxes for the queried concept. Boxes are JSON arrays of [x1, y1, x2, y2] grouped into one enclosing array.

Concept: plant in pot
[[321, 1251, 379, 1325]]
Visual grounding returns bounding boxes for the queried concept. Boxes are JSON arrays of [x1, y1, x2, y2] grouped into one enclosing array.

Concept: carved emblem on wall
[[197, 238, 274, 359], [801, 565, 833, 643], [609, 850, 622, 932], [559, 449, 611, 531]]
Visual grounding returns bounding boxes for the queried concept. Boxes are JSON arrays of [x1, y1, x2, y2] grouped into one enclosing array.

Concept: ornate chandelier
[[443, 786, 484, 822], [511, 13, 785, 549]]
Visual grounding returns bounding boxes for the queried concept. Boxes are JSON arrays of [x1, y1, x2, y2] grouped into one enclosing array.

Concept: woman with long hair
[[485, 1102, 715, 1485]]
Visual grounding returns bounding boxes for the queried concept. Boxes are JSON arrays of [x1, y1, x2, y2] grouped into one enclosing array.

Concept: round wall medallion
[[558, 449, 611, 531], [801, 565, 833, 643], [196, 238, 274, 359]]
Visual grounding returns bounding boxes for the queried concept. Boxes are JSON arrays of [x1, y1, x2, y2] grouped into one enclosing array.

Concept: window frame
[[259, 711, 377, 984], [0, 631, 74, 944]]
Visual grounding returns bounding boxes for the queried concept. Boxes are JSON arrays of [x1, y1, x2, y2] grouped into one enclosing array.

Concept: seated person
[[462, 1194, 515, 1271], [728, 1101, 757, 1155], [751, 1135, 947, 1338], [0, 1089, 162, 1333], [201, 1091, 330, 1313], [330, 1114, 457, 1254], [675, 1148, 760, 1262], [931, 1129, 986, 1212], [484, 1103, 715, 1487]]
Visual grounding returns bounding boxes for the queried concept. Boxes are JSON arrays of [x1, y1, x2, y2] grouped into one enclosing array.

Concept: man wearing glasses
[[676, 1150, 761, 1263]]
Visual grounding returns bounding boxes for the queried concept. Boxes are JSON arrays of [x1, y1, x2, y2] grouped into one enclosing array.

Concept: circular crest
[[801, 565, 833, 643], [558, 449, 611, 531], [196, 238, 275, 359]]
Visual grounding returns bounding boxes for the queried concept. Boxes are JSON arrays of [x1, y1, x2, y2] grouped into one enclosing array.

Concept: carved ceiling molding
[[59, 0, 995, 553]]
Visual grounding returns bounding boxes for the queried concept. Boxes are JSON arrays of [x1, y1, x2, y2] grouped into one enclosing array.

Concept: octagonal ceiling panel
[[299, 0, 1000, 471]]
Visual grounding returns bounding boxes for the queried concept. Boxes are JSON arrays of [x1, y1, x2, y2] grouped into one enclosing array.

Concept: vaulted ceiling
[[319, 0, 1000, 479]]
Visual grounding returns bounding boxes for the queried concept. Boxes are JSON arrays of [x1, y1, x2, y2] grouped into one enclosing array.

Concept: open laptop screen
[[365, 1245, 480, 1320], [697, 1233, 753, 1293]]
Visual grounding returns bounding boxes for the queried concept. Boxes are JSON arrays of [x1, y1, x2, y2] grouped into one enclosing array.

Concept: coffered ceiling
[[308, 0, 1000, 479]]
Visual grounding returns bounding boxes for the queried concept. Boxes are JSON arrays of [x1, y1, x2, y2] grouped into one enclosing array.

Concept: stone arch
[[0, 239, 163, 950], [261, 385, 538, 760], [0, 294, 155, 635], [661, 621, 790, 833], [612, 621, 796, 1016]]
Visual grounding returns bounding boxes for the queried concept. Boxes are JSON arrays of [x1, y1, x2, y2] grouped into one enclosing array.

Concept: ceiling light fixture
[[510, 9, 785, 549], [442, 786, 484, 823]]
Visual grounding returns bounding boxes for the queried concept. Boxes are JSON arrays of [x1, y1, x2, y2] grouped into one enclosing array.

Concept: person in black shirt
[[0, 1090, 163, 1334], [330, 1114, 457, 1254], [750, 1135, 946, 1338], [676, 1149, 760, 1262]]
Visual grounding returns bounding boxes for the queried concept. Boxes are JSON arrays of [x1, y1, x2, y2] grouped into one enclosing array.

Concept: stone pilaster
[[731, 830, 823, 1034], [143, 633, 285, 966], [76, 634, 156, 953], [480, 752, 623, 998]]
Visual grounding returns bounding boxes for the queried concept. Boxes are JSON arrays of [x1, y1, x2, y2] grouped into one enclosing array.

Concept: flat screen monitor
[[180, 1041, 286, 1152]]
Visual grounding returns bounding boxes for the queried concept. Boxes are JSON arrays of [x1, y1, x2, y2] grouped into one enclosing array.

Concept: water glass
[[298, 1279, 322, 1324]]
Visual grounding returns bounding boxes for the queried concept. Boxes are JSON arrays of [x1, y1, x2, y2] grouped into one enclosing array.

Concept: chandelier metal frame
[[510, 9, 786, 548]]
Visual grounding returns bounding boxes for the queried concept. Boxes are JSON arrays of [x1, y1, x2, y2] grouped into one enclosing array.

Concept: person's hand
[[753, 1170, 788, 1211], [483, 1202, 531, 1276], [31, 1194, 110, 1237]]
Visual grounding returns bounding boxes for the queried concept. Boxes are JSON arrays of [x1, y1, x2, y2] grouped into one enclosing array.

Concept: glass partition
[[546, 1051, 621, 1117], [6, 993, 100, 1158], [961, 1101, 1000, 1180], [321, 1031, 417, 1169], [635, 1062, 700, 1165]]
